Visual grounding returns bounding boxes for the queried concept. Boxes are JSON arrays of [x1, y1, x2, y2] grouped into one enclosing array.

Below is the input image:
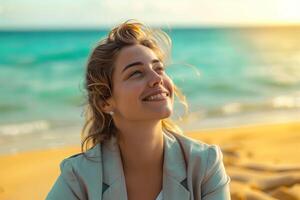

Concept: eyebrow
[[122, 59, 161, 73]]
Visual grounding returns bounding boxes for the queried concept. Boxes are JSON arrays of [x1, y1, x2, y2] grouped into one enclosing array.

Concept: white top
[[155, 190, 163, 200]]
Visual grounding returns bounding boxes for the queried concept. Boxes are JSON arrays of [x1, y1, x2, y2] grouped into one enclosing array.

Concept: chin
[[158, 108, 173, 119], [142, 109, 172, 121]]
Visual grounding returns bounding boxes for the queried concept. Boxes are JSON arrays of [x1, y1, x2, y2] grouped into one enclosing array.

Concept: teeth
[[145, 93, 168, 101]]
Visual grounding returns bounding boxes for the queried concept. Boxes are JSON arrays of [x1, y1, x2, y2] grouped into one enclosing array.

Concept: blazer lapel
[[162, 131, 190, 200], [101, 131, 190, 200], [101, 136, 128, 200], [77, 144, 103, 200]]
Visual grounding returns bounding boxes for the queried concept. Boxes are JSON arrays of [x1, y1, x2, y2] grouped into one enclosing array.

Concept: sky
[[1, 0, 300, 30]]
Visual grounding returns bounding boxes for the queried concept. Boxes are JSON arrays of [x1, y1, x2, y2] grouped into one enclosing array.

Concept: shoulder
[[47, 144, 103, 199], [59, 143, 102, 174], [171, 134, 231, 197], [172, 132, 224, 171], [172, 132, 222, 157]]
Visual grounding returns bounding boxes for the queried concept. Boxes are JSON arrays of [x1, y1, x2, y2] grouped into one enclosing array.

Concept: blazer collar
[[101, 131, 190, 200]]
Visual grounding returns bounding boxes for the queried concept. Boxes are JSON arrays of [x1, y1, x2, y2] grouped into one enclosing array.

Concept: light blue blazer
[[46, 131, 231, 200]]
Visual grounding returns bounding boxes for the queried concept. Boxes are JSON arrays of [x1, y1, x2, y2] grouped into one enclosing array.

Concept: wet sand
[[1, 121, 300, 200]]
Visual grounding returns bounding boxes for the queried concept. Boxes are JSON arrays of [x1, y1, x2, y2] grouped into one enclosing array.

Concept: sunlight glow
[[0, 0, 300, 29], [277, 0, 300, 23]]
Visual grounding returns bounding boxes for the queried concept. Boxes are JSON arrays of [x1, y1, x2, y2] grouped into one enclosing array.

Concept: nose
[[148, 70, 163, 87]]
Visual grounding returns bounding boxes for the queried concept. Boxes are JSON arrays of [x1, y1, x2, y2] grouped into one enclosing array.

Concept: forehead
[[114, 44, 159, 69]]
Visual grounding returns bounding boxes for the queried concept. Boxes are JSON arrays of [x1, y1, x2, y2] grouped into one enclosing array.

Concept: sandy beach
[[189, 122, 300, 199], [1, 121, 300, 200]]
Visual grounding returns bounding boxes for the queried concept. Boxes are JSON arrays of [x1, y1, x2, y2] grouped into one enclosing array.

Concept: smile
[[142, 92, 169, 101]]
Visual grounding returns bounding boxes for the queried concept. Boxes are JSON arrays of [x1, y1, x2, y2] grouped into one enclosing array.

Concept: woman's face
[[109, 44, 174, 122]]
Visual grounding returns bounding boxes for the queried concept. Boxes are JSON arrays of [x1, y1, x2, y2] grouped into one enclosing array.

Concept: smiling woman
[[46, 19, 231, 200], [81, 19, 186, 148]]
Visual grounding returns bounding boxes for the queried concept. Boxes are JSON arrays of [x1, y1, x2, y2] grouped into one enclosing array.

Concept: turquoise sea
[[1, 27, 300, 153]]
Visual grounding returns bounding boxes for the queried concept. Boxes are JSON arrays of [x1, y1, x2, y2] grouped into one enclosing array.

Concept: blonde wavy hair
[[81, 19, 188, 153]]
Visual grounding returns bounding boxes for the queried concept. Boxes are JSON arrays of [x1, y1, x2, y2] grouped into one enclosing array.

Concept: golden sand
[[188, 122, 300, 199]]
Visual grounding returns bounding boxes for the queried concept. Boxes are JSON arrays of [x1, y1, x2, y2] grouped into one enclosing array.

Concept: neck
[[116, 120, 165, 173]]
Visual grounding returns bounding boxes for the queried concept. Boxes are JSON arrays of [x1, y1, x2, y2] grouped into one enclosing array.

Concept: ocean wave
[[197, 93, 300, 117], [0, 120, 50, 136]]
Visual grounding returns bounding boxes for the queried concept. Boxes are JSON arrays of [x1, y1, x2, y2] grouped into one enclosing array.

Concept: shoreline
[[1, 107, 299, 155]]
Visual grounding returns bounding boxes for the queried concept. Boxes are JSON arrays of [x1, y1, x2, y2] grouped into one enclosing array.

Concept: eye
[[129, 70, 142, 78], [155, 66, 165, 73]]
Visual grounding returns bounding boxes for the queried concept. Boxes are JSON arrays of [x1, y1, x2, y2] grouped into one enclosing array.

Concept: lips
[[142, 89, 170, 101]]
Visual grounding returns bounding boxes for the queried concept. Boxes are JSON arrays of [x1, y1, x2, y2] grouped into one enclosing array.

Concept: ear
[[100, 98, 114, 114]]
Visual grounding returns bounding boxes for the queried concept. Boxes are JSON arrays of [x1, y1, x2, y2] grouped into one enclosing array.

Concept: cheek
[[114, 82, 143, 103]]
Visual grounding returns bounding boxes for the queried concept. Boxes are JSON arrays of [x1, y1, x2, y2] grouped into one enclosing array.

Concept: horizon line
[[1, 23, 300, 32]]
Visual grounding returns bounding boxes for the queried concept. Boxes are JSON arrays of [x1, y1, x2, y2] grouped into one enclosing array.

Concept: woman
[[46, 19, 231, 200]]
